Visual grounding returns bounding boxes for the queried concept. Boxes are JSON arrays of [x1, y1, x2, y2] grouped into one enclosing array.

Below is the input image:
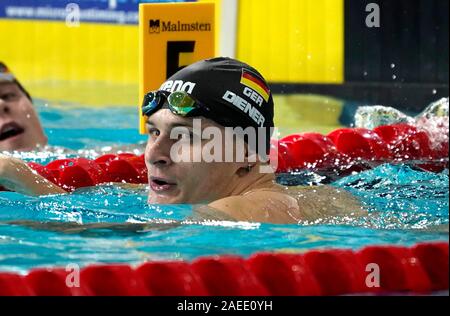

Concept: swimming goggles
[[141, 90, 210, 118]]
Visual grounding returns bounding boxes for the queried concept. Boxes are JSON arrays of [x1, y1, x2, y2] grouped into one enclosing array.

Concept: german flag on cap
[[240, 69, 270, 103]]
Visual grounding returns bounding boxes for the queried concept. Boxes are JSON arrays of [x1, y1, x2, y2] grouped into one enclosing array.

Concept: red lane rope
[[0, 242, 447, 296], [28, 153, 148, 192], [275, 123, 448, 173]]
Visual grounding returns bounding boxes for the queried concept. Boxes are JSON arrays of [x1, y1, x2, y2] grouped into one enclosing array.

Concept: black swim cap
[[159, 57, 274, 153], [0, 62, 32, 101]]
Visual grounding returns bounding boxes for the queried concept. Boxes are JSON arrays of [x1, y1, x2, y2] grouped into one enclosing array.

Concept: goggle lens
[[142, 92, 161, 116], [167, 91, 196, 116], [142, 90, 206, 117]]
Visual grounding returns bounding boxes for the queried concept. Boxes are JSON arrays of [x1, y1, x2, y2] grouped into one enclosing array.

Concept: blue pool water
[[0, 101, 448, 274], [40, 100, 147, 153]]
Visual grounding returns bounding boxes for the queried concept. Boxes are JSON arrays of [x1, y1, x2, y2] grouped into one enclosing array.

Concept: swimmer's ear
[[242, 142, 260, 164], [237, 149, 256, 176], [236, 164, 255, 177], [234, 143, 257, 177]]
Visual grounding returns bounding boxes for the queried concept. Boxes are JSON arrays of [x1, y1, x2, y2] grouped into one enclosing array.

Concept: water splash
[[354, 98, 449, 151]]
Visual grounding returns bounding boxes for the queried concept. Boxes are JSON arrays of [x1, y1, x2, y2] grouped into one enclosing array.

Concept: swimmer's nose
[[145, 137, 173, 166], [0, 99, 10, 115]]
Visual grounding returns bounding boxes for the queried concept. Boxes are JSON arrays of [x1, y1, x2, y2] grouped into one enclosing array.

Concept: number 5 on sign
[[139, 2, 216, 133]]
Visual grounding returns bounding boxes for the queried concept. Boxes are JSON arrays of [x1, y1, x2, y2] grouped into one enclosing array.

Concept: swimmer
[[0, 58, 366, 223], [0, 62, 47, 152], [0, 63, 143, 193], [142, 58, 365, 223], [0, 62, 60, 194]]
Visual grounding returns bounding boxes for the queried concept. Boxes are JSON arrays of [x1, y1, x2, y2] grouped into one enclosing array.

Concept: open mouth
[[149, 177, 177, 192], [152, 179, 169, 186], [0, 122, 25, 142]]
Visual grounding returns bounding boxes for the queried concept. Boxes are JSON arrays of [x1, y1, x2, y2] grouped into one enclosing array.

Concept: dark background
[[272, 0, 449, 112]]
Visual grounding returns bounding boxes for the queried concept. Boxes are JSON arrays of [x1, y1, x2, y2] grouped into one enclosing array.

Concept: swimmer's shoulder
[[285, 185, 367, 218], [208, 185, 302, 224], [207, 184, 367, 223]]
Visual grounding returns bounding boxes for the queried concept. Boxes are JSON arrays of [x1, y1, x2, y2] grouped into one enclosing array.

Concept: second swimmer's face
[[144, 109, 249, 204], [0, 83, 47, 151]]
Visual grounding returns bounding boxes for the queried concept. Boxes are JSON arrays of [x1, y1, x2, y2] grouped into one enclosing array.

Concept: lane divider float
[[0, 242, 447, 296]]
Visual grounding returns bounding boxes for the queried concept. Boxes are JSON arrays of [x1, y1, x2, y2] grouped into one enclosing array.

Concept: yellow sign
[[139, 2, 216, 133]]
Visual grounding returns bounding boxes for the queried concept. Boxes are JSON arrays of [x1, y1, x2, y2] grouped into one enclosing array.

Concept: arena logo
[[149, 19, 212, 34], [160, 80, 197, 94]]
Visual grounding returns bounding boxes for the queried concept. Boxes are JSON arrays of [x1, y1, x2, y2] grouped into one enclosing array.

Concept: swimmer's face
[[145, 109, 249, 204], [0, 83, 47, 151]]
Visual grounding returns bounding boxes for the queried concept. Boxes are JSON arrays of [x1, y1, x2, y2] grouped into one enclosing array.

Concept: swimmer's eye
[[147, 126, 160, 137], [0, 92, 19, 102]]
